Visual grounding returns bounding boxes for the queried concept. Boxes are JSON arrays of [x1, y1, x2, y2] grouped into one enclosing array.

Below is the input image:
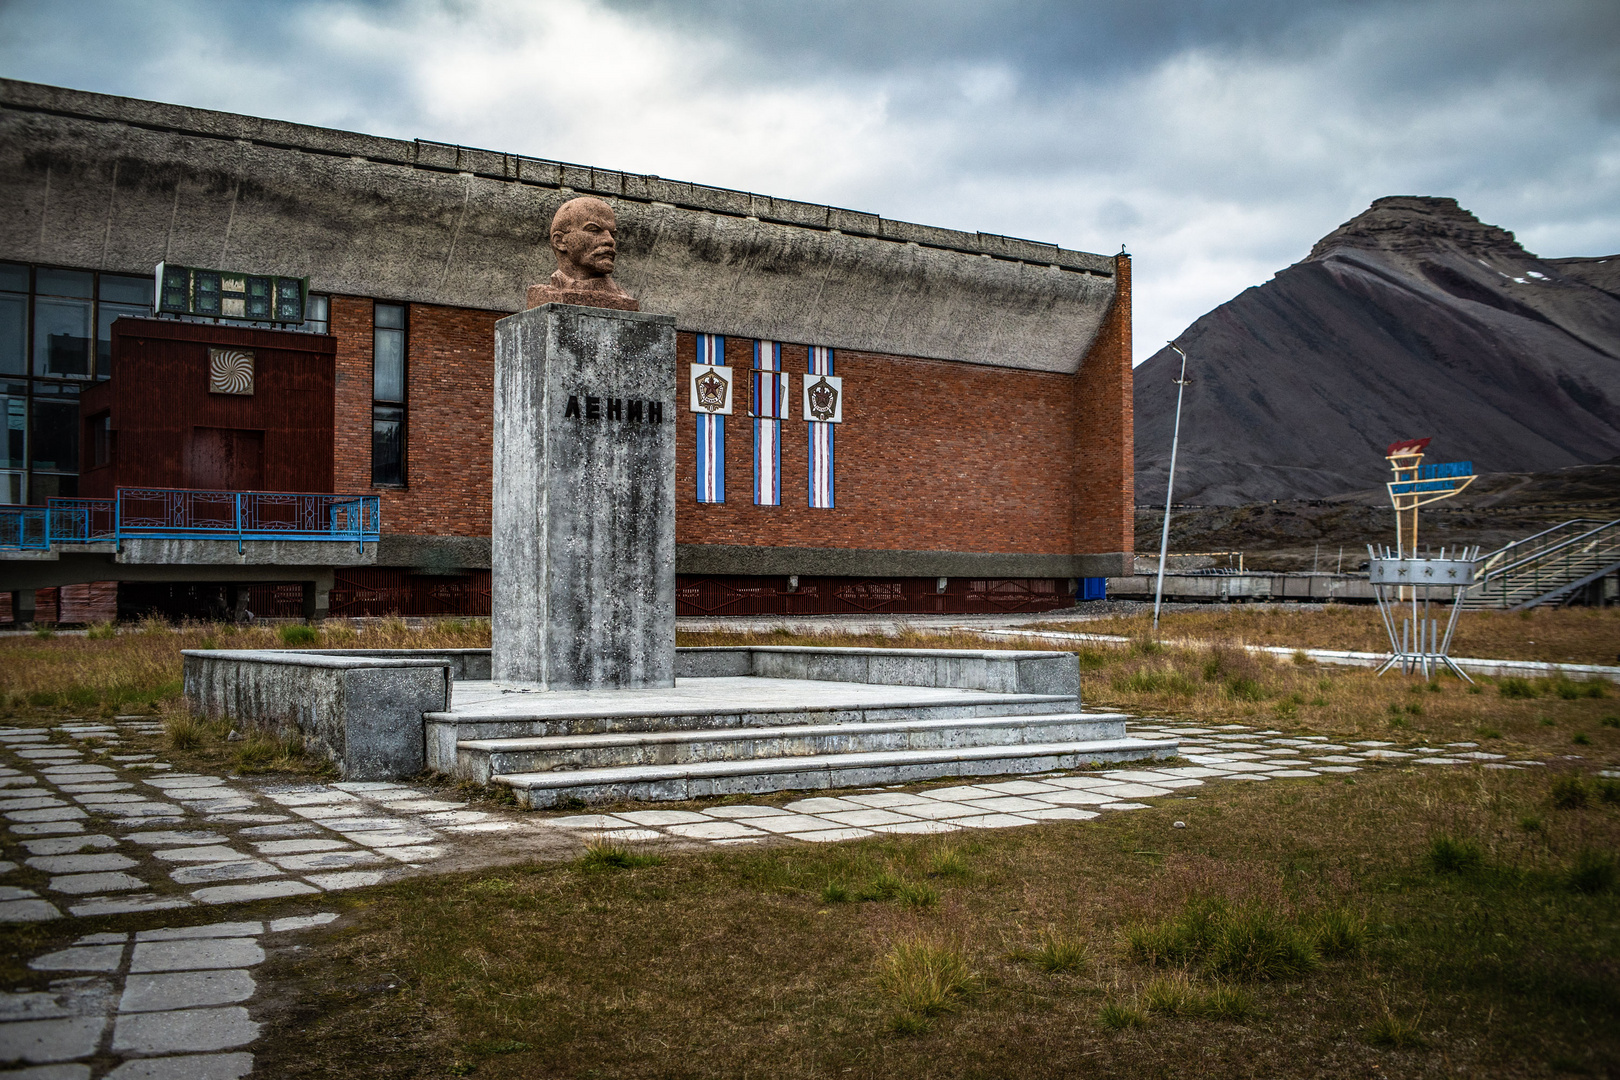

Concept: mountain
[[1133, 197, 1620, 505]]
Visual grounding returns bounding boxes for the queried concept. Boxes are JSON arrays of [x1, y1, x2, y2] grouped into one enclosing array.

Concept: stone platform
[[184, 645, 1177, 800]]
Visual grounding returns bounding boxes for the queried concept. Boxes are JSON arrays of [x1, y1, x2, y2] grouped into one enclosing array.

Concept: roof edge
[[0, 78, 1114, 277]]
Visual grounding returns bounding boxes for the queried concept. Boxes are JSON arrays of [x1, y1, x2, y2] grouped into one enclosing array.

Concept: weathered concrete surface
[[492, 304, 677, 689], [0, 78, 1115, 374], [678, 646, 1080, 697], [182, 651, 448, 780]]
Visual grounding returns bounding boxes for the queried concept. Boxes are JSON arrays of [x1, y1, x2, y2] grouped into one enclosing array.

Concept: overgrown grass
[[231, 762, 1620, 1080], [0, 617, 491, 718], [1029, 604, 1620, 666], [1009, 927, 1089, 973], [878, 936, 978, 1020]]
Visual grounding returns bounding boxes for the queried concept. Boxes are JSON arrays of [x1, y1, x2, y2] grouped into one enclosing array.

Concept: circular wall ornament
[[208, 348, 255, 395]]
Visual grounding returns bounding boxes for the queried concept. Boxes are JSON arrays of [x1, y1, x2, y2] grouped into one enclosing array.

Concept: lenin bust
[[525, 196, 640, 312]]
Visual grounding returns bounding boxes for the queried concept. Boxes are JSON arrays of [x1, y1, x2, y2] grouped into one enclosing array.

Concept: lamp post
[[1152, 343, 1191, 636]]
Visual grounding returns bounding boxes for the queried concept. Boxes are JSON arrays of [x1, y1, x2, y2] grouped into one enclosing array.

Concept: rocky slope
[[1134, 197, 1620, 505]]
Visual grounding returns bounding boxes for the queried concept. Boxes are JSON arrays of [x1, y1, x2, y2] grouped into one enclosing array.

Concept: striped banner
[[807, 345, 835, 508], [752, 341, 785, 506], [694, 334, 725, 503]]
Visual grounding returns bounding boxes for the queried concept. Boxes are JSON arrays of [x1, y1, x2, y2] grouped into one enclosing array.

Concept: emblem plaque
[[208, 348, 255, 395], [688, 363, 734, 414], [801, 373, 843, 424]]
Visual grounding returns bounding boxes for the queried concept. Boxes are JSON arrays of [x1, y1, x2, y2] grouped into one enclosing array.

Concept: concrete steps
[[493, 736, 1178, 808], [425, 688, 1079, 774], [455, 711, 1132, 784]]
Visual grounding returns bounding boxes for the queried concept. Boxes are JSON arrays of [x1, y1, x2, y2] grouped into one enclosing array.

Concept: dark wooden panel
[[90, 319, 336, 494]]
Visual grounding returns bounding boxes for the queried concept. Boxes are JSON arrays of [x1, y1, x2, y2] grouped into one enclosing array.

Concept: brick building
[[0, 78, 1132, 621]]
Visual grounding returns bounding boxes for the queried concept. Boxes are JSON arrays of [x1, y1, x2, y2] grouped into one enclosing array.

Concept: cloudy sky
[[2, 0, 1616, 362]]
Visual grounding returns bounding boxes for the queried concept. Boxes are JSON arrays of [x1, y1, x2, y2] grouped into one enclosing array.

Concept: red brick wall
[[1072, 254, 1134, 556], [673, 339, 1081, 554], [328, 271, 1133, 557], [330, 297, 496, 535]]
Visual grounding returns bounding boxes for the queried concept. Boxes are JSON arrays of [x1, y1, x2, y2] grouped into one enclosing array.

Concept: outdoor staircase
[[428, 682, 1175, 808], [1460, 518, 1620, 610]]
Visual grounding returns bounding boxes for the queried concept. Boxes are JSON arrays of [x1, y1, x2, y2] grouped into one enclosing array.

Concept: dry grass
[[681, 624, 1620, 765], [0, 617, 491, 718], [236, 762, 1620, 1079], [1031, 604, 1620, 666]]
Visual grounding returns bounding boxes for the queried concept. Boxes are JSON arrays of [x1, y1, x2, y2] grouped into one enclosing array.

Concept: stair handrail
[[1476, 518, 1618, 582]]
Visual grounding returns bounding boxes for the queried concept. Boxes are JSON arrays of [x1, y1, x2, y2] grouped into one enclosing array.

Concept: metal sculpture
[[1367, 544, 1481, 681]]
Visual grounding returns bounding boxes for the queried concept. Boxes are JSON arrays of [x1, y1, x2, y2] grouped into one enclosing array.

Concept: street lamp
[[1152, 342, 1191, 636]]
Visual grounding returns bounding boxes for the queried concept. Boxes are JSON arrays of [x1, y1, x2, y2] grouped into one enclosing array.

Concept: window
[[33, 269, 93, 379], [0, 262, 153, 503], [303, 294, 330, 335], [371, 302, 406, 486], [96, 274, 155, 379]]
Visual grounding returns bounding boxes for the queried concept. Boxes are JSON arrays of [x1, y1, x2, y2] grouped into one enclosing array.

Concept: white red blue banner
[[752, 341, 785, 506], [807, 345, 836, 508], [694, 334, 725, 503]]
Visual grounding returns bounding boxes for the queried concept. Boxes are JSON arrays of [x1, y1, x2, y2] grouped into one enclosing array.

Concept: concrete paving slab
[[303, 871, 386, 890], [118, 970, 256, 1014], [152, 847, 251, 864], [0, 900, 62, 923], [941, 814, 1033, 829], [28, 945, 124, 973], [789, 828, 875, 843], [0, 800, 68, 812], [962, 796, 1052, 813], [5, 810, 87, 824], [779, 797, 865, 813], [816, 809, 917, 827], [664, 821, 763, 840], [415, 811, 491, 826], [380, 845, 446, 862], [5, 824, 84, 837], [125, 832, 224, 847], [101, 1052, 254, 1079], [236, 824, 319, 839], [889, 800, 984, 820], [0, 1060, 91, 1078], [167, 862, 281, 886], [111, 1006, 260, 1054], [701, 805, 793, 818], [47, 873, 146, 896], [67, 896, 192, 918], [866, 820, 960, 834], [0, 1016, 106, 1064], [614, 810, 710, 826], [267, 914, 339, 933], [345, 831, 438, 848], [1031, 790, 1123, 806], [1098, 802, 1152, 810], [25, 855, 136, 874], [973, 780, 1061, 795], [838, 793, 938, 809], [728, 814, 824, 834], [191, 881, 319, 905], [1018, 807, 1100, 821], [268, 851, 386, 872], [129, 939, 264, 974], [250, 839, 348, 855], [135, 924, 262, 942]]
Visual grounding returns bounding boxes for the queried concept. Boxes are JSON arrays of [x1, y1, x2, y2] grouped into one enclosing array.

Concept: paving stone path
[[0, 714, 1542, 1075], [0, 911, 336, 1078]]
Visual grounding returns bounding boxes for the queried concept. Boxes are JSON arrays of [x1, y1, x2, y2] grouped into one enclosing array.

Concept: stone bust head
[[527, 196, 639, 311], [551, 197, 619, 282]]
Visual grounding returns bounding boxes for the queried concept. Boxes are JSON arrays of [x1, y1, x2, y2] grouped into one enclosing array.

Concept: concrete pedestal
[[492, 303, 677, 689]]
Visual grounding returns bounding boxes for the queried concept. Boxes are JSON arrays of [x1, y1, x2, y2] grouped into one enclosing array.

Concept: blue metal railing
[[0, 506, 49, 550], [1, 488, 380, 553]]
